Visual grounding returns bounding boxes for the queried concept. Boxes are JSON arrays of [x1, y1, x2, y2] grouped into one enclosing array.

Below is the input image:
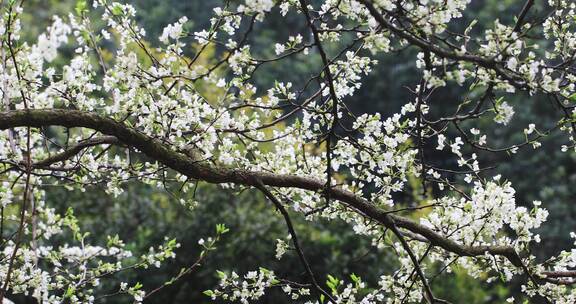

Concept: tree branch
[[0, 109, 525, 268], [358, 0, 525, 88], [254, 179, 336, 303], [33, 136, 120, 168], [513, 0, 535, 32]]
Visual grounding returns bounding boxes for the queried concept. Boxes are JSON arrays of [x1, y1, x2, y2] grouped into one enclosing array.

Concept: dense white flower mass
[[2, 0, 576, 303], [238, 0, 275, 14], [159, 16, 188, 44], [494, 101, 515, 125], [32, 16, 71, 62]]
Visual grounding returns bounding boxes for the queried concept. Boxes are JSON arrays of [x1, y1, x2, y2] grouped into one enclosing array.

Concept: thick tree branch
[[0, 109, 524, 268]]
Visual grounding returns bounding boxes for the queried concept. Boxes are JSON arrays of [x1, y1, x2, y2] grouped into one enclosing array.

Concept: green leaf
[[75, 0, 87, 16], [216, 223, 230, 234], [111, 4, 123, 16], [350, 273, 360, 285], [326, 274, 340, 293], [64, 285, 75, 298], [216, 270, 226, 279]]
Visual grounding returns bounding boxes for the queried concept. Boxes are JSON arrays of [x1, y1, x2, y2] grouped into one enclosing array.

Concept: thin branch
[[33, 136, 120, 168], [254, 179, 336, 303], [513, 0, 535, 32]]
